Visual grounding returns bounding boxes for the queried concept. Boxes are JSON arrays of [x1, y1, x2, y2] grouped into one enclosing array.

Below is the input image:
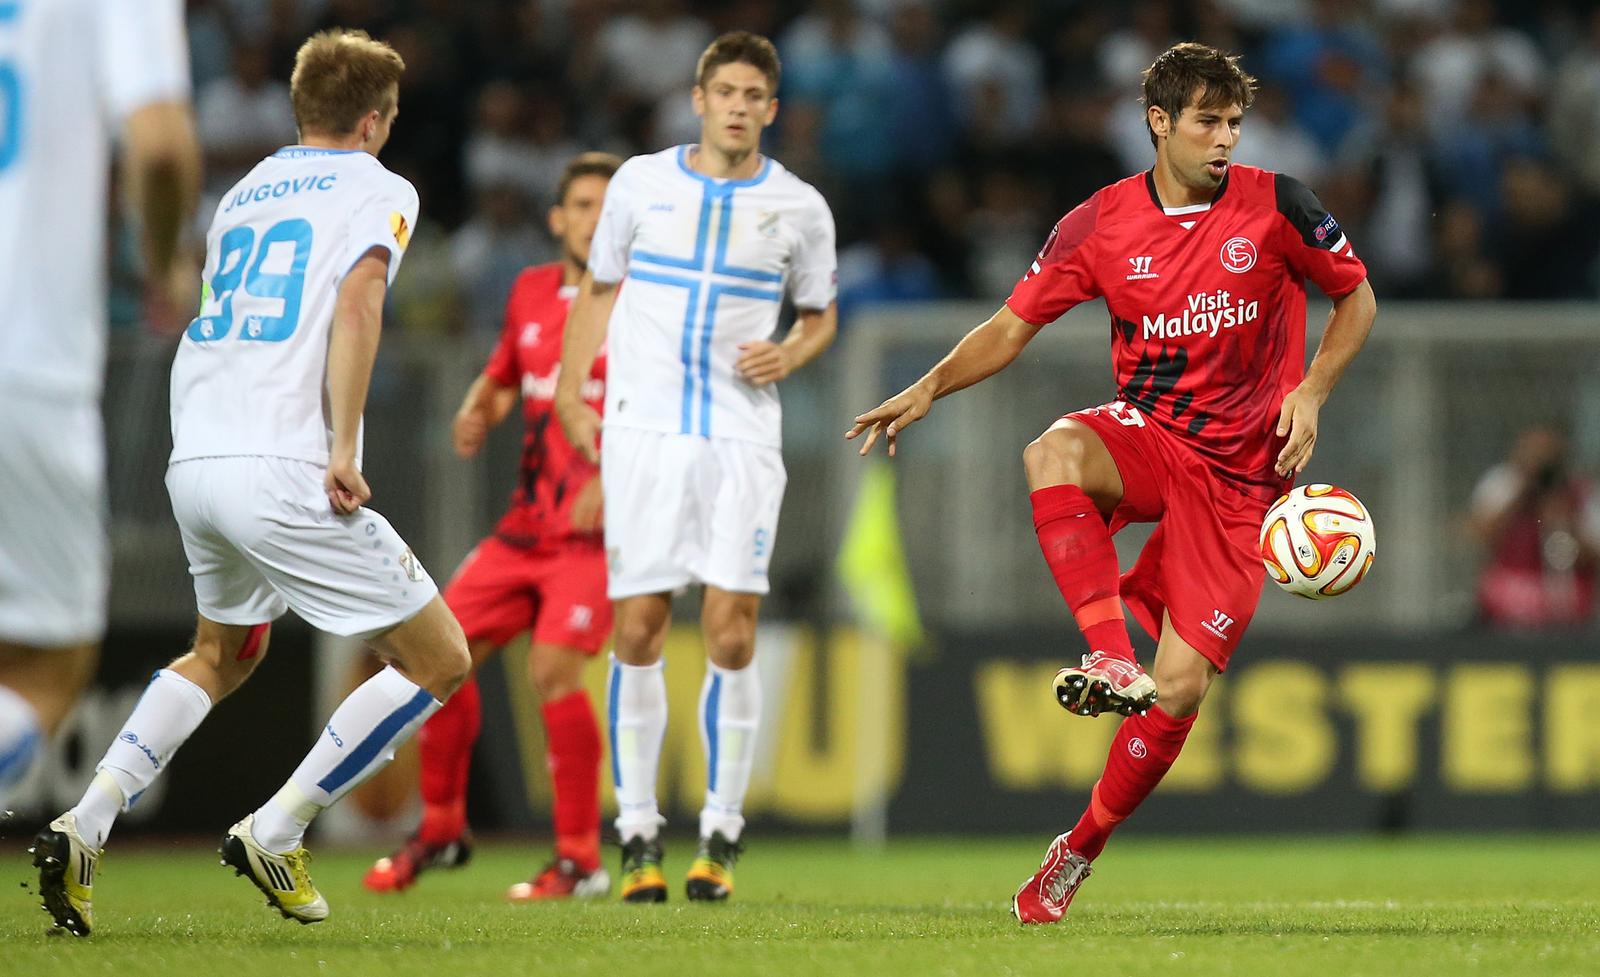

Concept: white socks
[[0, 684, 42, 810], [698, 661, 760, 842], [608, 655, 667, 842], [71, 668, 213, 848], [251, 665, 439, 853]]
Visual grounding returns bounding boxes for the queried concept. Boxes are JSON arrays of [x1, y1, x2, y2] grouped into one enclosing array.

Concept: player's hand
[[326, 455, 371, 515], [845, 382, 935, 457], [736, 341, 791, 386], [1274, 383, 1326, 477], [569, 476, 604, 534], [556, 394, 602, 465], [453, 408, 490, 459]]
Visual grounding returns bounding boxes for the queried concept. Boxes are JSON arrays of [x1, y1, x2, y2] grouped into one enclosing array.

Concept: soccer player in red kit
[[847, 43, 1377, 924], [364, 152, 623, 900]]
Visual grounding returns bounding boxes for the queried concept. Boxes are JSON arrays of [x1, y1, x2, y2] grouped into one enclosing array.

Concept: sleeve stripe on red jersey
[[1274, 173, 1347, 251]]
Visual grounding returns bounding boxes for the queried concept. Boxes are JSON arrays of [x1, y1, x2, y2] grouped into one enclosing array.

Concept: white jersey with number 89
[[169, 147, 418, 468]]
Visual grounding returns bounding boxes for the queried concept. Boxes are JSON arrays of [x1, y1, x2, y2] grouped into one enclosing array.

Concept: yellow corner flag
[[835, 460, 924, 648]]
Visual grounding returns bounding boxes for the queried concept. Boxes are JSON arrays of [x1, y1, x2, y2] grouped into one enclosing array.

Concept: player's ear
[[691, 85, 706, 119], [1148, 105, 1169, 141], [764, 95, 779, 126], [548, 204, 566, 239]]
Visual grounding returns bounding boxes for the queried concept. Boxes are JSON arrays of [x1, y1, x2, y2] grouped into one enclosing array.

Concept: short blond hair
[[290, 29, 405, 137]]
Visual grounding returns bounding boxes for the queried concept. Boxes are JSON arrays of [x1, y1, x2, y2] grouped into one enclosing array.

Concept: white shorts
[[601, 426, 786, 599], [165, 456, 437, 639], [0, 389, 108, 646]]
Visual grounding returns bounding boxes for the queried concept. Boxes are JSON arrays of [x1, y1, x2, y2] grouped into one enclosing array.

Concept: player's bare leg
[[1024, 418, 1157, 716], [227, 598, 468, 924], [0, 641, 97, 740], [366, 596, 473, 700], [685, 587, 760, 902], [365, 632, 498, 894], [1015, 613, 1216, 924], [0, 641, 97, 816], [35, 619, 270, 935], [610, 592, 673, 902], [506, 641, 609, 901]]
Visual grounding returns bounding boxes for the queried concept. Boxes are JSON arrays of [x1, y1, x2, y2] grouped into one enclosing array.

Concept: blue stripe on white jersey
[[626, 147, 783, 438]]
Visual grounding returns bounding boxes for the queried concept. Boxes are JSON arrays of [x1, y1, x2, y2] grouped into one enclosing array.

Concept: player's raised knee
[[1023, 429, 1086, 489]]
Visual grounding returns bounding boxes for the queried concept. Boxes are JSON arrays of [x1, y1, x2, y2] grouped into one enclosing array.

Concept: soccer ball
[[1259, 484, 1376, 599]]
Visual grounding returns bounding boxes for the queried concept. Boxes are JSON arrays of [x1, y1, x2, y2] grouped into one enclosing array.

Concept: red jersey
[[482, 264, 606, 547], [1006, 165, 1367, 499]]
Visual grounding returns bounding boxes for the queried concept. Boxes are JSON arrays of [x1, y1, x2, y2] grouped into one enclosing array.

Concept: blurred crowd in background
[[130, 0, 1600, 342]]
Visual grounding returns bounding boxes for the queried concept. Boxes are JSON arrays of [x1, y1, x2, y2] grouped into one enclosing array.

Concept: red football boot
[[1053, 650, 1158, 717], [1011, 832, 1093, 925], [362, 832, 473, 893], [505, 856, 611, 901]]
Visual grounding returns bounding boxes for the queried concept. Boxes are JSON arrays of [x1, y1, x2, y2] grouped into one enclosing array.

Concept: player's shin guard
[[1069, 705, 1195, 860], [415, 675, 480, 846], [697, 661, 759, 842], [250, 665, 440, 854], [69, 668, 213, 848], [0, 685, 42, 810], [1030, 485, 1138, 664], [543, 689, 602, 871], [608, 655, 667, 842]]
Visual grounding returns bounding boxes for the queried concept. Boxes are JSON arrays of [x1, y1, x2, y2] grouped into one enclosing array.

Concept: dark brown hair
[[556, 151, 623, 204], [1141, 42, 1257, 146], [290, 29, 406, 136], [695, 31, 781, 93]]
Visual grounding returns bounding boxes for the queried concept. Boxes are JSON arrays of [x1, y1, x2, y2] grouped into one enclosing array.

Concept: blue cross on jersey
[[588, 145, 837, 446]]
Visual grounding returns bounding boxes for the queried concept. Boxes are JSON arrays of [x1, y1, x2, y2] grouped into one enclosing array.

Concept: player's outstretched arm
[[736, 302, 838, 386], [555, 271, 618, 464], [123, 100, 201, 331], [325, 248, 390, 514], [1274, 279, 1378, 477], [846, 304, 1044, 457], [452, 374, 518, 459]]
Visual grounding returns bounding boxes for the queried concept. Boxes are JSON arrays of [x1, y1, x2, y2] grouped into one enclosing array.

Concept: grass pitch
[[2, 833, 1597, 977]]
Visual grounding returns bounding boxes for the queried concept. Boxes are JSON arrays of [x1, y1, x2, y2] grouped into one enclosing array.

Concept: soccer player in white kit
[[0, 0, 198, 809], [33, 30, 470, 936], [556, 31, 838, 903]]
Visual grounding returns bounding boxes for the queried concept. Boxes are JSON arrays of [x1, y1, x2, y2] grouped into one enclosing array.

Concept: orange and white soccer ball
[[1259, 484, 1376, 599]]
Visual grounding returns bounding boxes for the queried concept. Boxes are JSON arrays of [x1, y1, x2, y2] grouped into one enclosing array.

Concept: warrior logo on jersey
[[1220, 236, 1257, 273]]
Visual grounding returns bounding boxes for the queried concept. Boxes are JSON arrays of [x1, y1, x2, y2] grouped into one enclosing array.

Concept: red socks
[[1034, 486, 1192, 860], [543, 689, 603, 873], [416, 675, 481, 845], [1069, 705, 1196, 860], [414, 677, 601, 871], [1030, 484, 1136, 663]]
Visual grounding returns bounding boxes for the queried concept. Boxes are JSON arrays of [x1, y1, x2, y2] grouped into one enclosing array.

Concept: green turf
[[3, 833, 1598, 977]]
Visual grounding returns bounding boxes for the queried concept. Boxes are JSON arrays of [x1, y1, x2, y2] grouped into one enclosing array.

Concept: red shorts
[[443, 535, 611, 653], [1069, 402, 1271, 672]]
